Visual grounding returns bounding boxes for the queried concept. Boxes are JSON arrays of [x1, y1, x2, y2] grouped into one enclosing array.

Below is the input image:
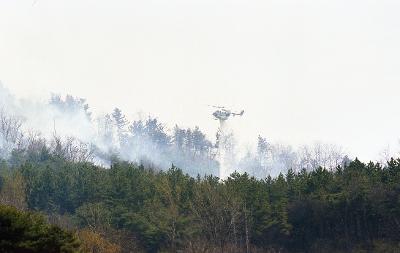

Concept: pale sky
[[1, 0, 400, 161]]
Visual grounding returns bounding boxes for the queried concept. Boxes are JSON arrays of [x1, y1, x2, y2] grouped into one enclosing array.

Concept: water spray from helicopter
[[210, 105, 245, 179]]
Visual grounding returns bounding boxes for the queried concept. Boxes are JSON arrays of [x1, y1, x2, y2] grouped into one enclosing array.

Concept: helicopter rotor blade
[[207, 104, 225, 109]]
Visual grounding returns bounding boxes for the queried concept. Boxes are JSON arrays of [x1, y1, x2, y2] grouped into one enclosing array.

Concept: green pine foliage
[[0, 204, 81, 253], [1, 155, 400, 252]]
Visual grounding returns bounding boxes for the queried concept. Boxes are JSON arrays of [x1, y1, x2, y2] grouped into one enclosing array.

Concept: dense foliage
[[0, 204, 81, 253], [1, 154, 400, 253], [0, 96, 398, 252]]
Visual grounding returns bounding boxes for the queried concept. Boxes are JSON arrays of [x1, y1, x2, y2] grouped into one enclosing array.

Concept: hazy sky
[[1, 0, 400, 160]]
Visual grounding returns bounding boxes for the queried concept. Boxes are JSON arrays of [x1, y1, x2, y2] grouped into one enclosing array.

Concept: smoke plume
[[0, 82, 351, 178]]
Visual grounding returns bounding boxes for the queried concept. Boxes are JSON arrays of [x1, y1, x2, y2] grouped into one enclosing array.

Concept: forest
[[1, 141, 400, 252], [0, 88, 347, 179], [0, 94, 399, 252]]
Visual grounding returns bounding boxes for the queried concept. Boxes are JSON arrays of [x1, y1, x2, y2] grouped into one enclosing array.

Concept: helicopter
[[210, 105, 244, 121]]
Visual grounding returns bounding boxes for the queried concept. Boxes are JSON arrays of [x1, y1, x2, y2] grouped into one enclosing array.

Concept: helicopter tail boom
[[232, 110, 244, 116]]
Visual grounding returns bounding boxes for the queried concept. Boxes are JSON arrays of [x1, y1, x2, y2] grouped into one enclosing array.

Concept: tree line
[[0, 95, 398, 252], [1, 95, 347, 178], [1, 153, 400, 252]]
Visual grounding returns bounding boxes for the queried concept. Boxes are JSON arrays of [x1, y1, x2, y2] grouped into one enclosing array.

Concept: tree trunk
[[244, 205, 250, 253]]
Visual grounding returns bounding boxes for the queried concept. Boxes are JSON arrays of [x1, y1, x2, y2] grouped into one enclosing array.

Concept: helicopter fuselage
[[213, 110, 231, 121]]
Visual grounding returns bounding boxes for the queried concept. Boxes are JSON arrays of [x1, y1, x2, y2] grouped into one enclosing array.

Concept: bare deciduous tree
[[0, 109, 24, 156], [298, 142, 345, 171], [50, 135, 94, 163]]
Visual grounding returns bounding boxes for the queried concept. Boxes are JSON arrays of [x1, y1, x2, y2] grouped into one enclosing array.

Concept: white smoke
[[216, 120, 238, 179], [0, 82, 218, 175], [0, 82, 350, 178], [0, 83, 97, 162]]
